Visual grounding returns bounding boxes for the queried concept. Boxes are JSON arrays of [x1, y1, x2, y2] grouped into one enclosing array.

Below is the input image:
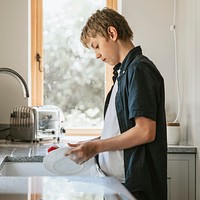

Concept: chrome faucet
[[0, 67, 29, 98]]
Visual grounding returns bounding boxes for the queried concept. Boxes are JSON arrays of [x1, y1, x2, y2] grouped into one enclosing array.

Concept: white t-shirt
[[99, 80, 125, 183]]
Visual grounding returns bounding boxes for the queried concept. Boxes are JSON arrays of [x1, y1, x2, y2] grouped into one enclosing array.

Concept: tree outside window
[[43, 0, 106, 128]]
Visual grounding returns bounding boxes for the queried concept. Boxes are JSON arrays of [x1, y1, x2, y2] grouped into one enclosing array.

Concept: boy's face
[[89, 34, 120, 66]]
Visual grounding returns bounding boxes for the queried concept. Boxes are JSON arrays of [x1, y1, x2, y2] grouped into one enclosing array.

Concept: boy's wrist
[[94, 139, 104, 154]]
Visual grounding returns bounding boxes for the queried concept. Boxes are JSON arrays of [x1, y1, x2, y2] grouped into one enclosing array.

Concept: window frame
[[31, 0, 117, 136]]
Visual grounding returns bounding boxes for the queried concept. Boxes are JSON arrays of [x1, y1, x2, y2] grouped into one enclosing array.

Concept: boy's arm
[[66, 117, 156, 164]]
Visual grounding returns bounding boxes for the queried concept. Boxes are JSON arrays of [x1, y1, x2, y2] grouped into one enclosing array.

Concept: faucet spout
[[0, 67, 30, 98]]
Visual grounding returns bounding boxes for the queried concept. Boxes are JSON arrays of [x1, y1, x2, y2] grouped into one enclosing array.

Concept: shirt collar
[[119, 46, 142, 74]]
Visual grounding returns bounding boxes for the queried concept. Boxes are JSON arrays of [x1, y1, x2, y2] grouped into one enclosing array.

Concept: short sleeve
[[128, 63, 160, 121]]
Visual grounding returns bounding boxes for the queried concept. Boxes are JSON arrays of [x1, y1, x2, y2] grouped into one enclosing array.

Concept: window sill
[[64, 128, 102, 137]]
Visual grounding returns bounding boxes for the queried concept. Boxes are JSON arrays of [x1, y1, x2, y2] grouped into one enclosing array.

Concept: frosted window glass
[[43, 0, 106, 128]]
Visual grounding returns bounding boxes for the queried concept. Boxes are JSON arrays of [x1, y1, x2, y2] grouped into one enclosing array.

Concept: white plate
[[43, 147, 95, 175]]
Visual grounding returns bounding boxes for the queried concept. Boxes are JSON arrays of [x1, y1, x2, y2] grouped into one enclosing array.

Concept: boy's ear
[[107, 26, 118, 41]]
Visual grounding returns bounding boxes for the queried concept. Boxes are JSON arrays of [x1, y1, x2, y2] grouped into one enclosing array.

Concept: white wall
[[0, 0, 31, 123], [120, 0, 199, 198], [121, 0, 195, 144], [195, 0, 200, 198], [121, 0, 175, 120]]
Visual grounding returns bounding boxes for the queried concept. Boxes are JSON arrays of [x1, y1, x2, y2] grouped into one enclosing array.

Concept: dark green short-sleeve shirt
[[108, 46, 167, 200]]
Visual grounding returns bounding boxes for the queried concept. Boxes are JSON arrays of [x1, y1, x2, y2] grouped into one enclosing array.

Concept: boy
[[67, 8, 167, 200]]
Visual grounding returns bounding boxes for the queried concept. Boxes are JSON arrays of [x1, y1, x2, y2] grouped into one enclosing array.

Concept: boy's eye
[[91, 43, 99, 50]]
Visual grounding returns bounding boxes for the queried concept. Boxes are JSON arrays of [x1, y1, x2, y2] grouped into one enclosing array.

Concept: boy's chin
[[106, 61, 118, 67]]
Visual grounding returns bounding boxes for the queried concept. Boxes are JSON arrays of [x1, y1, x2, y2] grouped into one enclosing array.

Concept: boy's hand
[[65, 141, 98, 165]]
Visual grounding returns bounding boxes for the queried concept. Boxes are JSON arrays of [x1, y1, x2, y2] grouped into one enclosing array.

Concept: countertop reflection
[[0, 176, 135, 200]]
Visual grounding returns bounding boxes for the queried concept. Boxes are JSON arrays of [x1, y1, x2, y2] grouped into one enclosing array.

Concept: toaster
[[10, 105, 65, 142]]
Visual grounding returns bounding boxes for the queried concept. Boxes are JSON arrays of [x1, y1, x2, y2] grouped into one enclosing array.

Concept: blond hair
[[80, 7, 133, 48]]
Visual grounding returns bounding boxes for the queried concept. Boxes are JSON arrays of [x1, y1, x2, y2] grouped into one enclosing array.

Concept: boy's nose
[[95, 52, 101, 59]]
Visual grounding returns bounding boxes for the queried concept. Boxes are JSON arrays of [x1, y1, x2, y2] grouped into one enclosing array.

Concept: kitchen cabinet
[[167, 154, 196, 200]]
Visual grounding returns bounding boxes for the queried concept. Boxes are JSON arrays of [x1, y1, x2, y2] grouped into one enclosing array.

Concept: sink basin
[[0, 156, 55, 176], [0, 162, 56, 176], [0, 156, 103, 177]]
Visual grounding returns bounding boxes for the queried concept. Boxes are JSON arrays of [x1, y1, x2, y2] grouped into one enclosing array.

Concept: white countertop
[[0, 176, 136, 200], [0, 136, 197, 200]]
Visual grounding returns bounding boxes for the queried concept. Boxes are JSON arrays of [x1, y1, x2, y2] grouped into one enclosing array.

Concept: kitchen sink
[[0, 156, 55, 176], [0, 156, 102, 177], [0, 162, 56, 176]]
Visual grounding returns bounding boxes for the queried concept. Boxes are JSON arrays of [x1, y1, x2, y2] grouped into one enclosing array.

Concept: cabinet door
[[167, 154, 195, 200]]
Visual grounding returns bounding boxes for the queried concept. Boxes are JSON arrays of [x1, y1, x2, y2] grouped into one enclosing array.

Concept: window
[[31, 0, 117, 135]]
